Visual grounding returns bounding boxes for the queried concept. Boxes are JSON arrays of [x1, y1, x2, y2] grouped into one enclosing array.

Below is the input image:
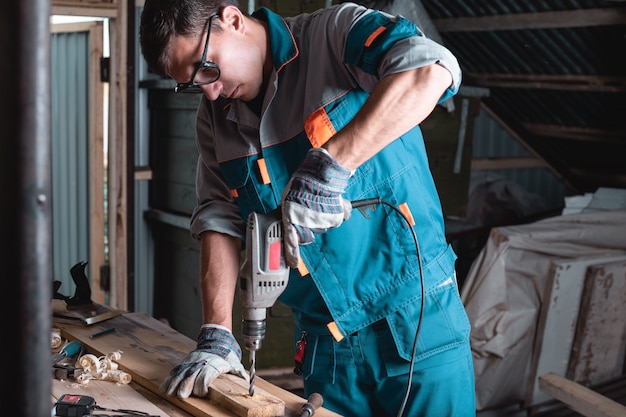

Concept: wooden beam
[[52, 5, 117, 17], [52, 0, 117, 9], [471, 157, 546, 171], [108, 3, 129, 309], [88, 21, 107, 305], [433, 8, 626, 32], [539, 373, 626, 417], [522, 123, 626, 143], [465, 73, 626, 93], [479, 101, 586, 193]]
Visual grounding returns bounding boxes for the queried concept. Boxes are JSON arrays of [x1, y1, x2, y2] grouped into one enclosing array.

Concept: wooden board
[[525, 255, 626, 407], [54, 312, 281, 417], [539, 373, 626, 417], [54, 312, 342, 417], [567, 260, 626, 386]]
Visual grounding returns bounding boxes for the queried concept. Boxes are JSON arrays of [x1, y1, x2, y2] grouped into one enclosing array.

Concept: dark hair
[[139, 0, 239, 77]]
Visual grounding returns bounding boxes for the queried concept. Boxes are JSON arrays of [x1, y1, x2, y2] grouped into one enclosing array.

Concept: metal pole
[[0, 0, 52, 415], [127, 0, 136, 312]]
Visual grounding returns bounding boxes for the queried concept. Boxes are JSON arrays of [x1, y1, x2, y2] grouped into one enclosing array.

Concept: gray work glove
[[281, 147, 352, 268], [160, 324, 249, 399]]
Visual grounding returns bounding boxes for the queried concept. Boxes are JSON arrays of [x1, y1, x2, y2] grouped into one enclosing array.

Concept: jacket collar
[[252, 8, 299, 74]]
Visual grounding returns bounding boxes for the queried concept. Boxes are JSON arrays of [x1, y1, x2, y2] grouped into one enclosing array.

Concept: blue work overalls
[[191, 4, 475, 416]]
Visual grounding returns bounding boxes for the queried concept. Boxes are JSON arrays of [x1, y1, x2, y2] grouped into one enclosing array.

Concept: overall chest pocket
[[219, 156, 273, 218]]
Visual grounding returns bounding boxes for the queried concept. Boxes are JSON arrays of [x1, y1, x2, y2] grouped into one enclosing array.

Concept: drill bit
[[248, 350, 256, 396]]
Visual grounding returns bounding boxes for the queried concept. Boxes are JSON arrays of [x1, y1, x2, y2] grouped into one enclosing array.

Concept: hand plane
[[52, 261, 124, 325]]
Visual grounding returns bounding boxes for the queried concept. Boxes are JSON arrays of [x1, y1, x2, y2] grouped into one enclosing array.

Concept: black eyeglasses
[[175, 13, 221, 93]]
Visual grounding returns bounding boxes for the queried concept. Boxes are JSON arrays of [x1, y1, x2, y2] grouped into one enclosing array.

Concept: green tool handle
[[50, 340, 81, 365]]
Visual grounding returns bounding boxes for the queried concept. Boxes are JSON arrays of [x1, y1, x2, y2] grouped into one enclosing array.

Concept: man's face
[[167, 7, 265, 102]]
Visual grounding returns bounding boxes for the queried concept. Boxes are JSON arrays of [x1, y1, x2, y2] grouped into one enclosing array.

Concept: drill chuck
[[242, 319, 266, 352]]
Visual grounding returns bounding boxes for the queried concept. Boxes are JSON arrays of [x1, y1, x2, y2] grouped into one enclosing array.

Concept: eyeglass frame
[[174, 13, 221, 93]]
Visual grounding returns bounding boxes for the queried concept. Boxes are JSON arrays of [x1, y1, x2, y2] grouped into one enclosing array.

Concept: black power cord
[[351, 198, 425, 417], [93, 404, 158, 417]]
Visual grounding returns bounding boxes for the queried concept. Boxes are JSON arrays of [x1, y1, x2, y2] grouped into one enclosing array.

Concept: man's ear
[[220, 5, 245, 33]]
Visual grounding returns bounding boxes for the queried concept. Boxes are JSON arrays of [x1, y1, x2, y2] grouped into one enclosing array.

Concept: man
[[139, 1, 475, 416]]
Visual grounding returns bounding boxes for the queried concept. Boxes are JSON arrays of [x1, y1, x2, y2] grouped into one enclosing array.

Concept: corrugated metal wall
[[134, 7, 155, 314], [51, 30, 90, 293]]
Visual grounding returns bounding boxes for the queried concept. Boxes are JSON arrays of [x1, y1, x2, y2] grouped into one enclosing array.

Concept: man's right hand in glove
[[281, 147, 352, 268], [160, 324, 249, 399]]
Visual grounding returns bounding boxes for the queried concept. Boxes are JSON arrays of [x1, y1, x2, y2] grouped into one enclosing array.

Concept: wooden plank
[[54, 312, 342, 417], [526, 255, 626, 407], [52, 0, 117, 10], [132, 383, 196, 417], [567, 260, 626, 386], [107, 6, 128, 310], [87, 20, 106, 305], [55, 313, 282, 417], [539, 373, 626, 417]]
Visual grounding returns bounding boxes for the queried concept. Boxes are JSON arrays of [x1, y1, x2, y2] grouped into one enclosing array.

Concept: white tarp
[[461, 209, 626, 410]]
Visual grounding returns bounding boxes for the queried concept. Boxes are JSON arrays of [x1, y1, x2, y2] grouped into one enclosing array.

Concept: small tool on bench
[[51, 339, 84, 381], [53, 261, 93, 307], [51, 340, 82, 366], [300, 393, 324, 417], [53, 363, 84, 381], [53, 261, 124, 325]]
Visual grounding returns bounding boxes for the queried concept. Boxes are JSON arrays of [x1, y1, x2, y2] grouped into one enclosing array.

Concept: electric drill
[[239, 209, 290, 396], [238, 199, 379, 396]]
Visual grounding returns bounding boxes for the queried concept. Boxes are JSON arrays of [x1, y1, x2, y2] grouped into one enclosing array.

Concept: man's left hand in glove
[[160, 324, 249, 399], [281, 147, 352, 268]]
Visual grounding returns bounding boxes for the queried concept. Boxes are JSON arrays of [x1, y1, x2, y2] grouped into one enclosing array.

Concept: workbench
[[52, 311, 342, 417]]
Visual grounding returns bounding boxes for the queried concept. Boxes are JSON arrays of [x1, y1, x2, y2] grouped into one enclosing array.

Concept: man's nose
[[200, 83, 220, 101]]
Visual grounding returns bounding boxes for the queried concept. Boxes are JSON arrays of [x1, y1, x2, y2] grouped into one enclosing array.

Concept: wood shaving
[[75, 350, 131, 386], [51, 328, 63, 349]]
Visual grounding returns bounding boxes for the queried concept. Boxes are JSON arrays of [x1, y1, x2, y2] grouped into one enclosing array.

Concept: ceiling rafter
[[471, 157, 546, 171], [465, 73, 626, 93], [433, 8, 626, 32], [479, 102, 579, 191], [522, 123, 625, 143]]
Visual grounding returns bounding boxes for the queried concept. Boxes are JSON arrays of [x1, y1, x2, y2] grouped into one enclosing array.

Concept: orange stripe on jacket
[[297, 259, 309, 277], [327, 321, 344, 342], [398, 202, 415, 226], [365, 26, 386, 47], [304, 107, 336, 148], [257, 158, 271, 184]]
